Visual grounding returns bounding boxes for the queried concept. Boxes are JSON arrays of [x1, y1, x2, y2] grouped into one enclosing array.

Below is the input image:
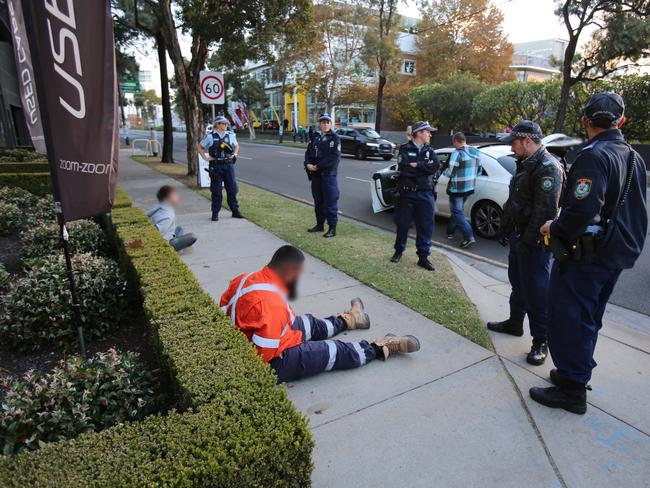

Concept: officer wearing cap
[[390, 121, 439, 271], [304, 113, 341, 238], [488, 120, 564, 366], [198, 116, 244, 221], [531, 92, 647, 414]]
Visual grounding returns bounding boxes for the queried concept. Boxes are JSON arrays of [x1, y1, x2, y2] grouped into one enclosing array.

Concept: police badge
[[574, 178, 592, 199]]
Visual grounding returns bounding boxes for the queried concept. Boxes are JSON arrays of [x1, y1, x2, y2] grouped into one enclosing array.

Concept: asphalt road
[[128, 129, 650, 316]]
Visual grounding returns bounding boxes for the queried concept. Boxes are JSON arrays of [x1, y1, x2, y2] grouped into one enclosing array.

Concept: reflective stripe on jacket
[[219, 266, 302, 362]]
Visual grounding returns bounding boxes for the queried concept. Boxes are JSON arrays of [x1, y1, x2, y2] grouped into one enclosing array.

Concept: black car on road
[[336, 127, 396, 160]]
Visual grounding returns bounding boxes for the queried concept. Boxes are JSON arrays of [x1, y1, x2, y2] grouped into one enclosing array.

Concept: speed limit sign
[[200, 71, 225, 104]]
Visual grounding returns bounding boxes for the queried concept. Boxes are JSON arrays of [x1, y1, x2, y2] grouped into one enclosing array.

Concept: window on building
[[138, 70, 152, 82], [402, 60, 416, 75]]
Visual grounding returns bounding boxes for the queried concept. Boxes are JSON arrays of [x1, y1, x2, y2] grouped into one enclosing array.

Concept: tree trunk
[[375, 74, 386, 132], [157, 34, 174, 163], [554, 35, 578, 133]]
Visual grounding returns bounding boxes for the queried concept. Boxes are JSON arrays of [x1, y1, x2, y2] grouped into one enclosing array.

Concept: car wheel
[[382, 155, 392, 161], [355, 146, 366, 160], [471, 200, 502, 239]]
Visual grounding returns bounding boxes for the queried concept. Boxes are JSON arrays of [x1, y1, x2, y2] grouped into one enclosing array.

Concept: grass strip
[[132, 156, 491, 349]]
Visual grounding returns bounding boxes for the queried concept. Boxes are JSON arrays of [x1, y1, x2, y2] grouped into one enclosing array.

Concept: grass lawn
[[131, 156, 491, 350]]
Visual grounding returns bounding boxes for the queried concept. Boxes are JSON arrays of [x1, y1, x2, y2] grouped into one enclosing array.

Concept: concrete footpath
[[118, 153, 650, 488]]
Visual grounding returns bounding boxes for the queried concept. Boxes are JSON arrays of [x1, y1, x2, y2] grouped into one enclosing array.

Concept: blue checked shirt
[[443, 145, 482, 196]]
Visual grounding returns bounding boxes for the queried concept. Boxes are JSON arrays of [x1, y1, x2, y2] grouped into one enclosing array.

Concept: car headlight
[[365, 143, 379, 147]]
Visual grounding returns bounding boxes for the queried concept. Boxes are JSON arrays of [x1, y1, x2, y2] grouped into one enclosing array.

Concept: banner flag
[[6, 0, 46, 153], [18, 0, 119, 222]]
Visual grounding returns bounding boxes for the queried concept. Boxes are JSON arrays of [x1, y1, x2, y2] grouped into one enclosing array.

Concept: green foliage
[[0, 194, 313, 486], [0, 253, 127, 351], [21, 220, 108, 261], [0, 148, 46, 163], [0, 264, 9, 294], [134, 89, 161, 122], [409, 75, 485, 131], [0, 201, 23, 236], [0, 187, 53, 236], [0, 173, 52, 196], [0, 349, 156, 455], [471, 80, 559, 133], [0, 162, 49, 173]]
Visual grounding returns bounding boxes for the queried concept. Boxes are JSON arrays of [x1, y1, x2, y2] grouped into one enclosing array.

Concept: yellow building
[[284, 88, 308, 129]]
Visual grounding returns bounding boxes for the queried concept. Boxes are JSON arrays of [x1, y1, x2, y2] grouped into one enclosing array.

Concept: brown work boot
[[340, 297, 370, 330], [373, 334, 420, 360]]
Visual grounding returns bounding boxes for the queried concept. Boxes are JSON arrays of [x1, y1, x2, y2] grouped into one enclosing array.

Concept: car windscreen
[[496, 154, 517, 176], [359, 129, 381, 138]]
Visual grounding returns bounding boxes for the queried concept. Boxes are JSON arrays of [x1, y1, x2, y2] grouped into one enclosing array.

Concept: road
[[128, 129, 650, 315]]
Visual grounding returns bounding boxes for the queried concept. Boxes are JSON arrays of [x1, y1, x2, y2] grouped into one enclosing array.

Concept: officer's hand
[[306, 164, 317, 172], [230, 156, 237, 164], [208, 156, 215, 161], [539, 220, 553, 236], [409, 162, 418, 168]]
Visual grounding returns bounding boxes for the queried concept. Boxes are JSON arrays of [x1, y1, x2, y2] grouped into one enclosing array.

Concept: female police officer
[[533, 92, 648, 414], [390, 121, 439, 271], [304, 113, 341, 238]]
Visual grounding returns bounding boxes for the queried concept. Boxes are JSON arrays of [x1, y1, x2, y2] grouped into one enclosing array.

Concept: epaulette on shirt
[[578, 140, 599, 153]]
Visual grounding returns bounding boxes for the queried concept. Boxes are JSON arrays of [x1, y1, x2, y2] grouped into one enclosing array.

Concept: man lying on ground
[[220, 245, 420, 382], [146, 185, 197, 252]]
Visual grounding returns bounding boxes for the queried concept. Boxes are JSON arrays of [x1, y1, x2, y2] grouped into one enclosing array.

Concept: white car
[[371, 144, 516, 239]]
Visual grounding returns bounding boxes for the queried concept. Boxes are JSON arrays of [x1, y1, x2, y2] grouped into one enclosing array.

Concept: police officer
[[198, 116, 244, 221], [488, 120, 564, 366], [390, 121, 439, 271], [304, 113, 341, 238], [531, 93, 647, 414]]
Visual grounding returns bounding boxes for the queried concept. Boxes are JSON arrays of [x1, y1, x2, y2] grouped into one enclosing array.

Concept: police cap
[[411, 121, 436, 134], [214, 115, 229, 125], [500, 120, 543, 144], [584, 92, 625, 123], [318, 113, 333, 122]]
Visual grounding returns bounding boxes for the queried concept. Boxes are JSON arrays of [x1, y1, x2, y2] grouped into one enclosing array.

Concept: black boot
[[417, 256, 434, 271], [211, 212, 219, 221], [486, 317, 524, 336], [549, 368, 568, 387], [308, 223, 324, 233], [323, 226, 336, 238], [231, 208, 245, 219], [526, 338, 548, 366], [390, 251, 402, 263], [529, 382, 588, 415]]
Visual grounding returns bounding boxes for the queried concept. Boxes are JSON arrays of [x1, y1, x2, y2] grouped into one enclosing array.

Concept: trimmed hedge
[[0, 173, 51, 196], [0, 162, 49, 173], [0, 188, 313, 486]]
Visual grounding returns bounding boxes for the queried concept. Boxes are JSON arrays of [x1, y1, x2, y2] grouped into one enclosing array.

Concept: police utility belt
[[545, 225, 604, 264]]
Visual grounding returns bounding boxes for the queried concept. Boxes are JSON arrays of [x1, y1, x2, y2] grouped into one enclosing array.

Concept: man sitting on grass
[[146, 185, 197, 252], [220, 245, 420, 382]]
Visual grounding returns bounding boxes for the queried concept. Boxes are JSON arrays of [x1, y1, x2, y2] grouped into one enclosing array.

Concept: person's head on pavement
[[318, 113, 333, 133], [411, 121, 435, 146], [581, 91, 626, 140], [500, 120, 543, 160], [156, 185, 180, 208], [268, 245, 305, 301], [452, 131, 466, 149]]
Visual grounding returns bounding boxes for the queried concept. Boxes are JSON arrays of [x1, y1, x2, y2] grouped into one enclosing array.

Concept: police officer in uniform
[[198, 116, 244, 221], [304, 113, 341, 238], [488, 120, 564, 365], [390, 121, 439, 271], [532, 93, 647, 414]]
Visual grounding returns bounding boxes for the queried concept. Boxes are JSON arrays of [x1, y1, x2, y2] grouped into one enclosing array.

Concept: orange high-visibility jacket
[[220, 266, 302, 363]]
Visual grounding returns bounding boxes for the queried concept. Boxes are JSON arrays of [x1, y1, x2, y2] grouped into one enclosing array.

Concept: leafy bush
[[0, 201, 23, 236], [0, 198, 313, 487], [0, 173, 52, 197], [0, 148, 46, 163], [0, 349, 156, 455], [0, 264, 9, 294], [0, 253, 127, 351], [0, 162, 49, 174], [21, 219, 108, 261]]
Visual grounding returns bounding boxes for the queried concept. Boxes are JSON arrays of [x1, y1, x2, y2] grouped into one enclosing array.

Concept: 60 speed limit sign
[[200, 71, 224, 104]]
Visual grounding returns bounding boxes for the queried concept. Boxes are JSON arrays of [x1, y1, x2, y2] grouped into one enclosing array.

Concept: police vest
[[208, 131, 234, 159]]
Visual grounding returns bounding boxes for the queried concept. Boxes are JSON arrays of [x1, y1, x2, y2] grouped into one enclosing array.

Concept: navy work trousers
[[311, 174, 339, 227], [270, 314, 376, 383], [394, 191, 435, 257], [548, 261, 622, 385], [507, 233, 551, 340], [210, 164, 239, 214]]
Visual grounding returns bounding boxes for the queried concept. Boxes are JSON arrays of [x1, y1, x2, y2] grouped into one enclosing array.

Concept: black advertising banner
[[6, 0, 46, 153], [20, 0, 119, 221]]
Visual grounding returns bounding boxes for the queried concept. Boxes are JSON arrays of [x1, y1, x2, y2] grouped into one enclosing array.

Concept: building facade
[[509, 39, 567, 82]]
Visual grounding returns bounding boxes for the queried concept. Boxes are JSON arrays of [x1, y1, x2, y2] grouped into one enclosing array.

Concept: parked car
[[261, 119, 280, 130], [336, 127, 396, 160]]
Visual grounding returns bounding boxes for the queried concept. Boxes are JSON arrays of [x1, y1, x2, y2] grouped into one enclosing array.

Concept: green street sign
[[119, 78, 140, 93]]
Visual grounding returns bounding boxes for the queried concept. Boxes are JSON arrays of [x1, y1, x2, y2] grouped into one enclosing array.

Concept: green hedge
[[0, 188, 313, 486], [0, 162, 49, 173], [0, 173, 51, 196]]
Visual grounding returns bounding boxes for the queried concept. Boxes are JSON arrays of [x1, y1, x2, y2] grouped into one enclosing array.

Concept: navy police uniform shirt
[[304, 129, 341, 176], [201, 130, 238, 160], [397, 140, 440, 191], [551, 128, 647, 269]]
